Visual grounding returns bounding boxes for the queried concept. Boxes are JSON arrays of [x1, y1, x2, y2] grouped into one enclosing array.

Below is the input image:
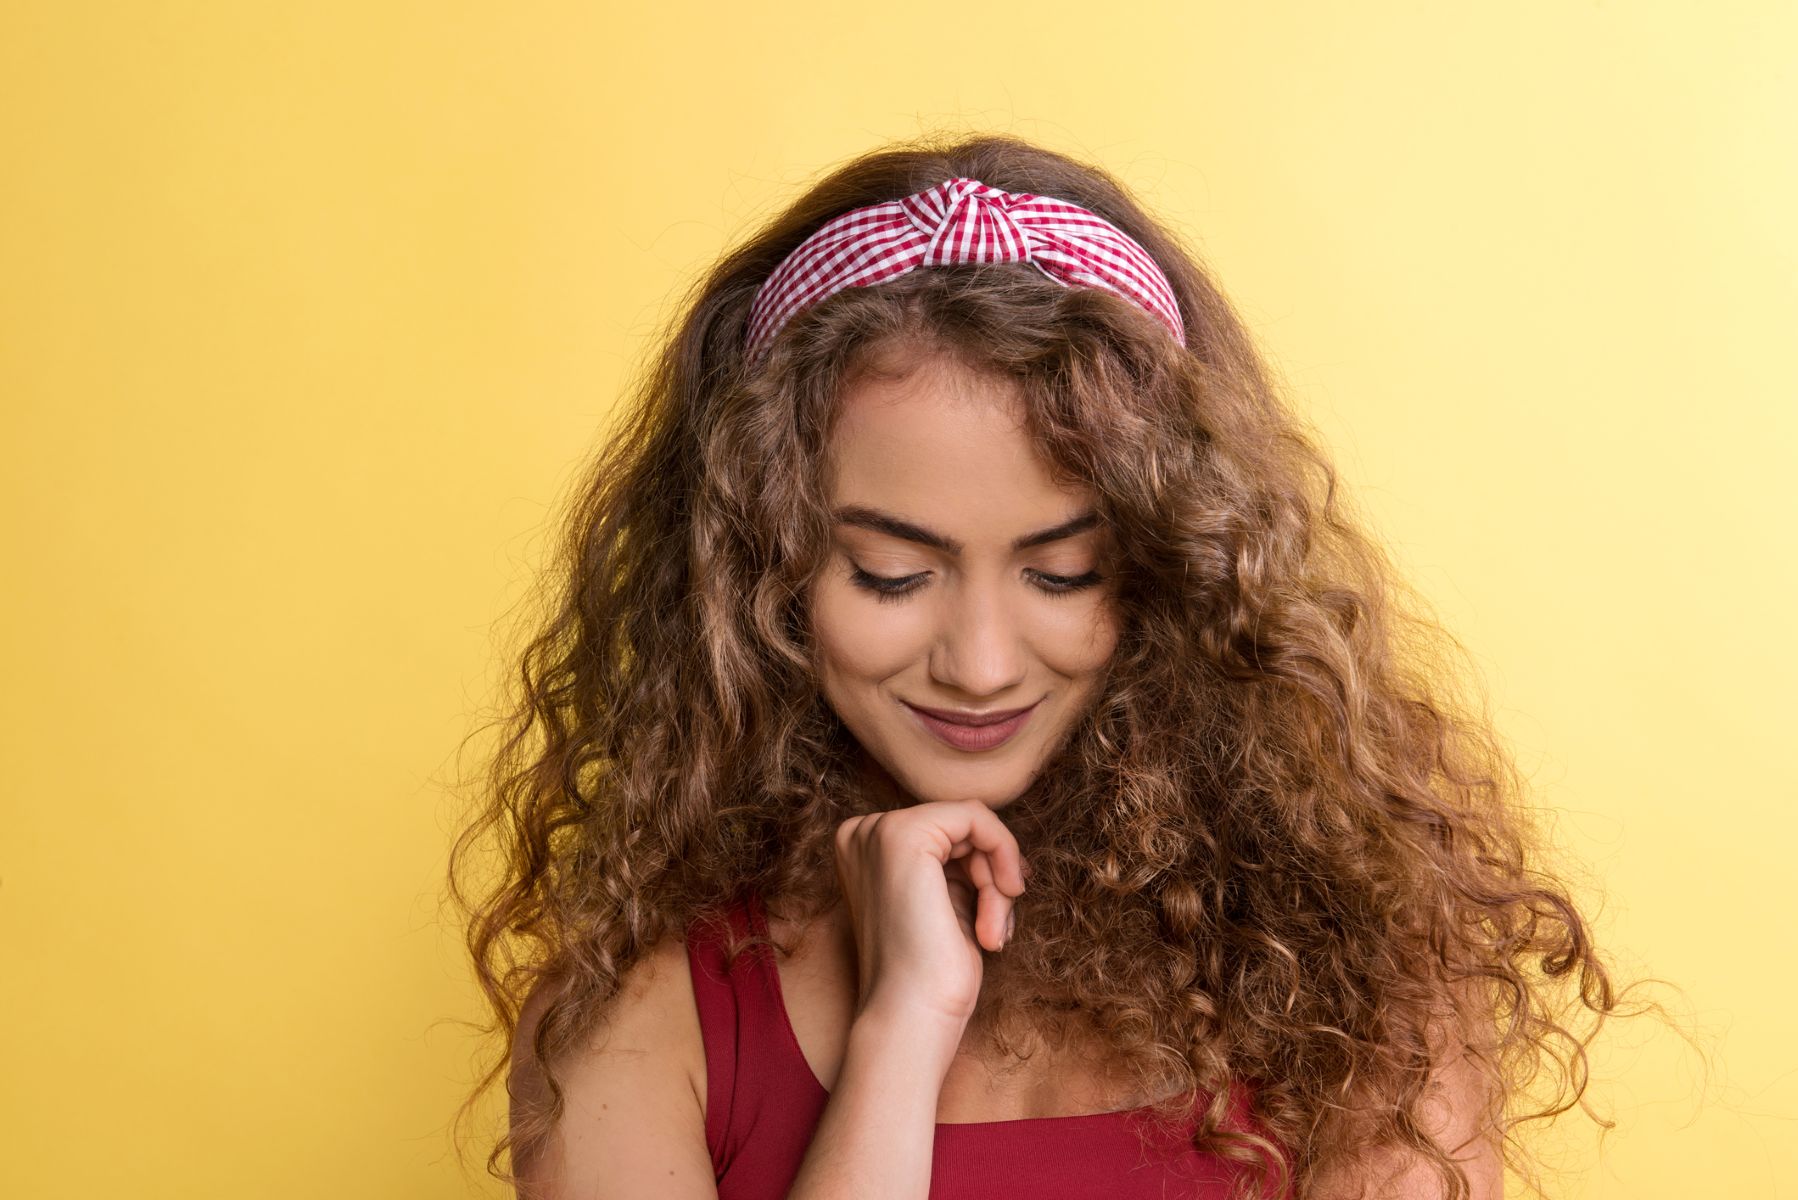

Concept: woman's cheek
[[1034, 595, 1120, 675], [811, 577, 926, 679]]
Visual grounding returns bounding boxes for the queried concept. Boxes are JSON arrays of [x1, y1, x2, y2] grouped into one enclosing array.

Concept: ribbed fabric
[[742, 176, 1187, 365], [685, 891, 1292, 1199]]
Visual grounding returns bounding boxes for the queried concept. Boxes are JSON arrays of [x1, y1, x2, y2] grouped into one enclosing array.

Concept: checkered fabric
[[743, 176, 1185, 364]]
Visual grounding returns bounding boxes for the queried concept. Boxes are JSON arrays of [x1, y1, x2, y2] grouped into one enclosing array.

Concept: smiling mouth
[[901, 698, 1042, 751], [904, 701, 1037, 726]]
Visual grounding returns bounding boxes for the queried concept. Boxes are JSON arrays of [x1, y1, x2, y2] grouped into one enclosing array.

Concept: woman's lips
[[902, 699, 1041, 751]]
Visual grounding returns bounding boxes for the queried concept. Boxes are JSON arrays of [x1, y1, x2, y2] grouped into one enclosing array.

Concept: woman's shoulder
[[513, 933, 706, 1085], [507, 933, 711, 1188]]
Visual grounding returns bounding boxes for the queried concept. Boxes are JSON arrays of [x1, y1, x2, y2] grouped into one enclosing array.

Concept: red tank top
[[684, 891, 1293, 1199]]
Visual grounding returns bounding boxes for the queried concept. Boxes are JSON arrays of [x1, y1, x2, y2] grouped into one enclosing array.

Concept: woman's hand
[[832, 799, 1029, 1030]]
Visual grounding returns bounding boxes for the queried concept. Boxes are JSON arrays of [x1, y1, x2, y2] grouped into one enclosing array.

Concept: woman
[[449, 133, 1647, 1199]]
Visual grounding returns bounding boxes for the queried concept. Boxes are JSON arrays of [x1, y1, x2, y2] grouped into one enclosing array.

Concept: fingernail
[[1004, 909, 1016, 945]]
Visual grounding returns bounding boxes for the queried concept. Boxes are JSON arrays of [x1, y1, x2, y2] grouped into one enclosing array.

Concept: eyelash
[[849, 566, 1104, 604]]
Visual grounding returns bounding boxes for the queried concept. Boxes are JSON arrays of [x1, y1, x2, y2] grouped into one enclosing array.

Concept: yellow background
[[2, 2, 1791, 1196]]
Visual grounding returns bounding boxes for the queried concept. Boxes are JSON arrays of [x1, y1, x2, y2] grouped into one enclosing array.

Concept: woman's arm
[[512, 949, 963, 1200], [778, 799, 1026, 1199], [783, 999, 964, 1200], [508, 938, 719, 1200]]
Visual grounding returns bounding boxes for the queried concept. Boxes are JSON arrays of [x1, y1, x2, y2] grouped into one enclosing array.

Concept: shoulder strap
[[685, 891, 833, 1194], [684, 895, 753, 1166]]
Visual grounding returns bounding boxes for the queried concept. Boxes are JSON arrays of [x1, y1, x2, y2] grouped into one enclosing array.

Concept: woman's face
[[808, 353, 1121, 810]]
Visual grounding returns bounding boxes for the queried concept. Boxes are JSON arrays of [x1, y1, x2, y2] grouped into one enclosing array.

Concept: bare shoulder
[[509, 932, 715, 1200]]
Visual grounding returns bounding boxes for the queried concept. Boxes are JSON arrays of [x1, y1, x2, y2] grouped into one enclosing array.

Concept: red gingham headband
[[743, 176, 1186, 364]]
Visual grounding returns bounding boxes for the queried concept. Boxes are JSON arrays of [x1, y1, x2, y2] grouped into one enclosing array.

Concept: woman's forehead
[[828, 358, 1030, 469], [826, 396, 1083, 510]]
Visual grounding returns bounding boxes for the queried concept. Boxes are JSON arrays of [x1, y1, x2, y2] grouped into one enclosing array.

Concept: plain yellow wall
[[2, 2, 1791, 1196]]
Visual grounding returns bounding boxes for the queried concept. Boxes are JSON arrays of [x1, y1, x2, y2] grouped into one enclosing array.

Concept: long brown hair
[[446, 132, 1686, 1198]]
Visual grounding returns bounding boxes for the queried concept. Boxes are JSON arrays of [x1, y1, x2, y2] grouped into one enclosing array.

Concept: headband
[[743, 176, 1186, 364]]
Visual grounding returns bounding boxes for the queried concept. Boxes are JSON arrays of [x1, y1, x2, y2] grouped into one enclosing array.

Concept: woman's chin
[[890, 768, 1032, 811], [857, 736, 1044, 811]]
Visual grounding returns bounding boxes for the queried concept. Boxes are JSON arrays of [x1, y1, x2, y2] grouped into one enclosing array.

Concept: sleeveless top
[[684, 891, 1294, 1199]]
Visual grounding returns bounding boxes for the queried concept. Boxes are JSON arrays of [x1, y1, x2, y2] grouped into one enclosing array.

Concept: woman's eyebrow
[[831, 505, 1099, 554]]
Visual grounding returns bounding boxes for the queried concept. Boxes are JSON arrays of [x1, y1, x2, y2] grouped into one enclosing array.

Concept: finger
[[942, 856, 973, 905], [953, 801, 1027, 898], [965, 849, 994, 893], [909, 802, 1025, 899], [953, 849, 993, 947], [979, 882, 1012, 952], [944, 874, 979, 931], [943, 849, 1002, 950], [973, 860, 1006, 951]]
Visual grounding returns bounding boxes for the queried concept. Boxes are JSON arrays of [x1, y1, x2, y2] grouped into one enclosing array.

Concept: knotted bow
[[744, 176, 1184, 363]]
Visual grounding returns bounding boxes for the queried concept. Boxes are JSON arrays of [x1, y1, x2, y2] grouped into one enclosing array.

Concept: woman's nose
[[927, 577, 1028, 697]]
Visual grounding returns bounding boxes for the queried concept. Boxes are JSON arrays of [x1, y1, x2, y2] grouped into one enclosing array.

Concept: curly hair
[[445, 132, 1685, 1199]]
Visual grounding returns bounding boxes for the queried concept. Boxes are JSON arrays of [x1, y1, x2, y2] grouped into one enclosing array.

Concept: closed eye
[[849, 566, 1103, 604]]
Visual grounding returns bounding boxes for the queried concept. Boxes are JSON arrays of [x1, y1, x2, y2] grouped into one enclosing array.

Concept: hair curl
[[445, 132, 1690, 1199]]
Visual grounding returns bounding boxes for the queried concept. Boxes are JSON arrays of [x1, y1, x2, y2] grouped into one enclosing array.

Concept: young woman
[[450, 133, 1649, 1199]]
